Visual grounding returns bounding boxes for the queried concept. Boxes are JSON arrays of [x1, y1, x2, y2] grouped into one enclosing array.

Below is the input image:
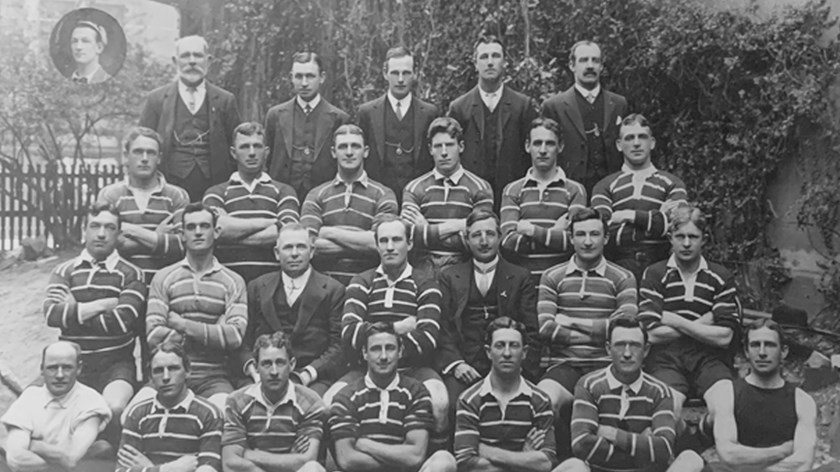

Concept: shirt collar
[[479, 84, 504, 101], [525, 166, 566, 184], [574, 83, 601, 100], [71, 64, 105, 83], [282, 267, 312, 289], [375, 263, 414, 285], [364, 373, 401, 391], [477, 375, 533, 398], [666, 254, 709, 272], [153, 389, 195, 413], [124, 172, 167, 195], [387, 91, 412, 112], [296, 94, 321, 111], [433, 166, 465, 185], [230, 171, 272, 185], [74, 248, 120, 271], [605, 366, 644, 395], [474, 256, 499, 273], [43, 382, 79, 409], [621, 164, 658, 179], [246, 382, 297, 409], [178, 79, 206, 95], [566, 255, 607, 277], [179, 256, 224, 275], [332, 171, 370, 188]]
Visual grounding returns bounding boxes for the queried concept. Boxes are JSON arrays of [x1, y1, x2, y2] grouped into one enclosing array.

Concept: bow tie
[[474, 262, 497, 274], [73, 76, 88, 84]]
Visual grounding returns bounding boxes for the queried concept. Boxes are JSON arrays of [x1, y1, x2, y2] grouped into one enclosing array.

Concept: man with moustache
[[329, 322, 456, 472], [265, 52, 350, 199], [117, 342, 223, 472], [358, 46, 439, 199], [448, 34, 538, 207], [501, 118, 587, 283], [236, 224, 346, 395], [223, 333, 326, 472], [437, 209, 540, 415], [43, 204, 147, 443], [591, 114, 687, 282], [1, 341, 112, 472], [203, 122, 300, 283], [541, 41, 627, 193], [301, 124, 398, 285], [140, 35, 241, 202]]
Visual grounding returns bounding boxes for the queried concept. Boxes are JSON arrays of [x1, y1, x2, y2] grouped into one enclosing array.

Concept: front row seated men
[[329, 322, 457, 472]]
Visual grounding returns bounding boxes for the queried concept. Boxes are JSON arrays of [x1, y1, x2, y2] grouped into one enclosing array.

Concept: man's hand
[[516, 220, 537, 237], [552, 215, 569, 231], [523, 427, 546, 452], [167, 312, 187, 333], [697, 312, 714, 325], [292, 435, 311, 454], [402, 207, 429, 227], [117, 444, 154, 468], [93, 298, 120, 313], [156, 212, 181, 234], [160, 454, 198, 472], [610, 210, 635, 225], [597, 425, 619, 443], [50, 285, 75, 304], [393, 316, 417, 335], [452, 363, 482, 385]]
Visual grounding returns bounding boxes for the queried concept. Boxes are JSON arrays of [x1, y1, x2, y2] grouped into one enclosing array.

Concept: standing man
[[301, 124, 398, 286], [536, 208, 637, 458], [541, 40, 627, 193], [706, 320, 816, 472], [203, 122, 300, 283], [358, 46, 439, 199], [638, 204, 741, 436], [437, 209, 539, 413], [44, 203, 147, 438], [454, 317, 558, 472], [329, 322, 457, 472], [402, 117, 494, 282], [558, 317, 702, 472], [237, 223, 346, 395], [591, 114, 687, 282], [448, 34, 538, 207], [117, 342, 223, 472], [98, 127, 189, 284], [501, 118, 587, 283], [139, 35, 241, 202], [265, 52, 350, 199], [223, 333, 326, 472], [146, 203, 248, 410], [1, 342, 112, 472]]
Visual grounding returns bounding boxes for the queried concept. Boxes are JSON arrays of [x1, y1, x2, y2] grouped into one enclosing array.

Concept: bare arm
[[764, 389, 817, 472], [4, 428, 49, 472], [244, 437, 320, 472], [216, 215, 277, 242], [238, 225, 279, 246], [31, 416, 102, 470], [354, 430, 427, 469], [318, 226, 378, 254], [333, 437, 383, 470], [662, 311, 733, 348], [477, 443, 552, 472], [222, 444, 267, 472], [647, 325, 682, 344]]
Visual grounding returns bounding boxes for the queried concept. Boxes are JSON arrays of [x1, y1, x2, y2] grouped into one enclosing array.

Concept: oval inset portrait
[[49, 8, 127, 85]]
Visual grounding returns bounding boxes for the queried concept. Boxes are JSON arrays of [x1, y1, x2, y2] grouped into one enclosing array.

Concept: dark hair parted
[[252, 332, 293, 364], [182, 202, 218, 228], [150, 340, 190, 371], [372, 213, 411, 241], [123, 126, 162, 154], [569, 207, 607, 234], [484, 316, 529, 346], [607, 316, 649, 345], [383, 46, 414, 70], [292, 52, 324, 74], [528, 117, 563, 144], [232, 121, 265, 143], [363, 321, 401, 349], [88, 202, 121, 228], [474, 34, 506, 59], [427, 116, 463, 143], [466, 208, 500, 231], [743, 318, 787, 348]]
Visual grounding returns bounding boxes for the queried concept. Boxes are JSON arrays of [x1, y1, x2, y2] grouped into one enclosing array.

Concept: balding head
[[41, 341, 82, 397]]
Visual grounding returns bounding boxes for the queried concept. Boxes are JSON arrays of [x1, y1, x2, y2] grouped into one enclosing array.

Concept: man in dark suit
[[264, 52, 350, 199], [541, 40, 628, 193], [447, 34, 538, 208], [436, 209, 539, 419], [238, 222, 346, 396], [358, 46, 439, 200], [139, 35, 241, 202]]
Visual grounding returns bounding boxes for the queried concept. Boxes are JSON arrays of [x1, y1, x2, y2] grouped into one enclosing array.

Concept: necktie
[[186, 87, 197, 113], [487, 93, 498, 112], [443, 178, 453, 202], [618, 385, 630, 419], [304, 103, 312, 115], [475, 262, 497, 297], [286, 279, 301, 305], [396, 101, 403, 120], [586, 93, 596, 104], [73, 76, 88, 84]]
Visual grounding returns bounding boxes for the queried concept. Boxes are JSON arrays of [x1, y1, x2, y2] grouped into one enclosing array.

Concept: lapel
[[495, 259, 516, 312], [371, 96, 387, 162], [602, 90, 617, 134], [497, 87, 514, 153], [468, 86, 486, 140], [205, 82, 221, 131], [313, 101, 335, 161], [260, 273, 284, 333], [561, 87, 586, 139], [293, 271, 323, 334], [449, 263, 473, 332], [278, 99, 295, 158], [161, 81, 180, 148], [411, 97, 429, 165]]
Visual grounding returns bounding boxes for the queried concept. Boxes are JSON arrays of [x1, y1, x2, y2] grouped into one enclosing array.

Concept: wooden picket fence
[[0, 163, 122, 252]]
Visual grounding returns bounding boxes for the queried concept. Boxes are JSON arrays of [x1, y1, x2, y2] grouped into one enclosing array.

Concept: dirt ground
[[2, 250, 840, 469]]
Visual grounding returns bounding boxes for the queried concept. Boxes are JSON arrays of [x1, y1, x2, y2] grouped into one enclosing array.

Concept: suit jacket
[[358, 94, 439, 197], [448, 85, 538, 204], [241, 269, 347, 382], [264, 97, 350, 197], [139, 80, 241, 187], [541, 86, 627, 189], [436, 257, 540, 379]]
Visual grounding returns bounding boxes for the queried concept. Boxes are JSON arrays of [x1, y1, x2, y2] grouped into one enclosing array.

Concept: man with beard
[[140, 35, 241, 201]]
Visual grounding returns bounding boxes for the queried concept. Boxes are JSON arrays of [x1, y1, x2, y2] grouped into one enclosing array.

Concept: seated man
[[301, 124, 398, 286], [455, 317, 558, 472], [223, 332, 326, 472], [43, 203, 147, 442], [204, 121, 300, 283], [329, 322, 456, 472], [704, 320, 816, 472], [536, 208, 637, 457], [558, 316, 702, 472], [1, 341, 112, 472], [437, 209, 539, 415], [334, 214, 449, 449], [591, 114, 687, 282], [501, 118, 586, 284], [237, 223, 346, 394], [638, 204, 741, 424], [402, 116, 494, 282], [117, 341, 222, 472], [146, 202, 248, 410]]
